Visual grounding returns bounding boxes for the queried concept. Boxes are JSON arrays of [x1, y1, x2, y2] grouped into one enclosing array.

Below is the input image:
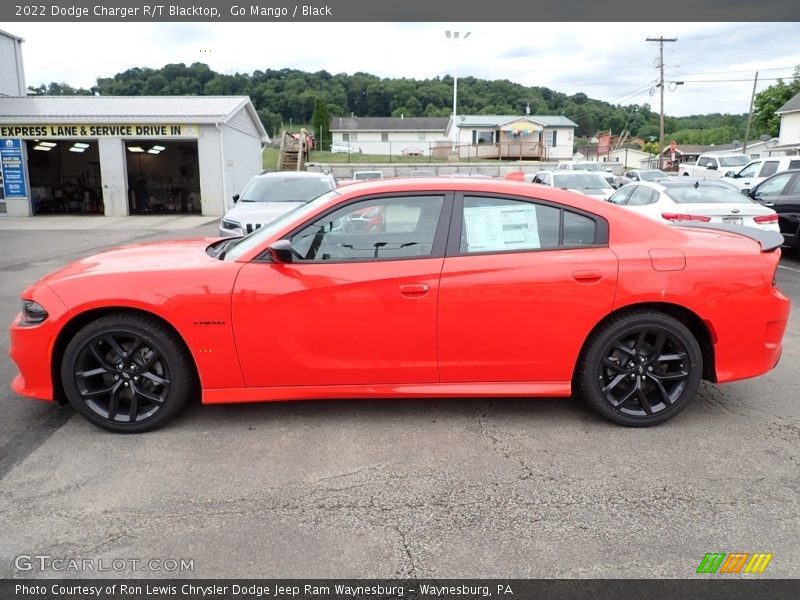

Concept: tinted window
[[460, 196, 597, 253], [788, 176, 800, 195], [291, 195, 444, 261], [759, 161, 779, 177], [756, 174, 793, 197], [719, 156, 749, 167], [789, 160, 800, 170], [241, 176, 333, 203]]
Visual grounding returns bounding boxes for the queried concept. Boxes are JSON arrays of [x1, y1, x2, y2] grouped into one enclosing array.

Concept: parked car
[[330, 142, 359, 154], [679, 154, 749, 179], [615, 169, 670, 188], [401, 147, 424, 156], [744, 169, 800, 251], [352, 171, 384, 181], [723, 156, 800, 190], [608, 180, 779, 231], [557, 161, 617, 187], [530, 170, 615, 200], [219, 171, 336, 236], [10, 178, 789, 432]]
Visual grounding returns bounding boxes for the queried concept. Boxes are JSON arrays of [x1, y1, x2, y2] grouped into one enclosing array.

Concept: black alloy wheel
[[578, 311, 702, 427], [61, 313, 194, 433]]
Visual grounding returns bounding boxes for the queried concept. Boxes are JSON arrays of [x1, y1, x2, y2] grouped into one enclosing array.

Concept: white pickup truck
[[679, 154, 750, 178]]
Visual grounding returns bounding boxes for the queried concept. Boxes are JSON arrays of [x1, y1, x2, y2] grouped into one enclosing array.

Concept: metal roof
[[777, 91, 800, 114], [0, 95, 269, 142], [330, 117, 449, 131], [453, 115, 579, 128], [0, 29, 24, 43]]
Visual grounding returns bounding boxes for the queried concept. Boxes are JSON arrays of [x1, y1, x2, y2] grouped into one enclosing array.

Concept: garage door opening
[[126, 141, 200, 214], [26, 140, 103, 214]]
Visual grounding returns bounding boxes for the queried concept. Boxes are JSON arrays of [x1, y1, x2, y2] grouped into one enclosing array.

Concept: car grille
[[245, 223, 263, 234]]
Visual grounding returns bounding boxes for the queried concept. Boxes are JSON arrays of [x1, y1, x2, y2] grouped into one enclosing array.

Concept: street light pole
[[446, 30, 471, 152], [647, 36, 677, 169]]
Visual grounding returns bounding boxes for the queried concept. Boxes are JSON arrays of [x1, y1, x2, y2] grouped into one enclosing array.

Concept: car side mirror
[[741, 187, 753, 197], [724, 172, 734, 178], [605, 167, 612, 172], [232, 194, 240, 203], [268, 239, 294, 263]]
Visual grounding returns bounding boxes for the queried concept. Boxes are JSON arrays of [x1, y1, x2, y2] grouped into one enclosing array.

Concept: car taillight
[[753, 214, 779, 224], [661, 213, 711, 222]]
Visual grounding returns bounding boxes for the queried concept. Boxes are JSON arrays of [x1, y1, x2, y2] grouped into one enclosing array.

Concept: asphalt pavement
[[0, 217, 798, 578]]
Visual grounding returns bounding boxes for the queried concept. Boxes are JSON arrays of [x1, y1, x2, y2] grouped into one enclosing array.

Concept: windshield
[[667, 186, 753, 204], [639, 170, 667, 181], [553, 173, 612, 189], [223, 190, 341, 261], [718, 156, 749, 167], [574, 163, 605, 172], [241, 176, 334, 203]]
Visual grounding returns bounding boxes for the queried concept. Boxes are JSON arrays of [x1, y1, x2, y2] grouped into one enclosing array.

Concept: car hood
[[224, 201, 305, 224], [33, 238, 221, 286]]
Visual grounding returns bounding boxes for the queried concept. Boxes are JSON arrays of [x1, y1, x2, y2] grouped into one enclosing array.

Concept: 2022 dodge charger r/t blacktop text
[[9, 178, 791, 433]]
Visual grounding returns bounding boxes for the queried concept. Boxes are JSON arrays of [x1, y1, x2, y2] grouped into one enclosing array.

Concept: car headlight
[[22, 300, 48, 324], [221, 219, 242, 232]]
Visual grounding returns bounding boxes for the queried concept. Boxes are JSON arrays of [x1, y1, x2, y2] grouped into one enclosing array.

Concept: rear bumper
[[699, 284, 791, 383]]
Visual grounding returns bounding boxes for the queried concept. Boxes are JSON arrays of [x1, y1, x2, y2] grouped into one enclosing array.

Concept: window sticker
[[463, 205, 540, 252]]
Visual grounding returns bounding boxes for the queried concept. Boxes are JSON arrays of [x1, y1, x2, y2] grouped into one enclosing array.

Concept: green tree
[[310, 97, 331, 150], [753, 66, 800, 137]]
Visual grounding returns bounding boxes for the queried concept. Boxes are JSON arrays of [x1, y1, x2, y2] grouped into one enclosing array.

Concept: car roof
[[255, 171, 332, 179]]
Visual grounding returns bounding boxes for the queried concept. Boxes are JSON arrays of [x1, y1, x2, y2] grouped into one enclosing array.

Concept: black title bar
[[2, 0, 800, 22]]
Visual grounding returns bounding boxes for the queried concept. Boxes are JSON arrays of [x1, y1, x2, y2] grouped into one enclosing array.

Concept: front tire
[[577, 311, 702, 427], [60, 313, 195, 433]]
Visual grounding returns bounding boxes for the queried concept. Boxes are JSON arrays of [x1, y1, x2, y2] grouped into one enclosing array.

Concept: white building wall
[[97, 138, 129, 216], [0, 32, 25, 97], [221, 123, 263, 212], [197, 125, 226, 216], [779, 112, 800, 146], [331, 131, 446, 155]]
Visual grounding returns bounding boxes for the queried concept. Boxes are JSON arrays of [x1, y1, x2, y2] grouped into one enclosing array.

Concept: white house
[[443, 115, 577, 161], [775, 92, 800, 155], [601, 147, 655, 169], [328, 116, 449, 156]]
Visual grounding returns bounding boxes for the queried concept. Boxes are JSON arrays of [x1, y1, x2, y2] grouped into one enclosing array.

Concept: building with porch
[[443, 115, 577, 161]]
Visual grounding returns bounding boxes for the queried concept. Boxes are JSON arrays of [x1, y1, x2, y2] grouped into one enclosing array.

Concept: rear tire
[[577, 310, 702, 427], [60, 313, 195, 433]]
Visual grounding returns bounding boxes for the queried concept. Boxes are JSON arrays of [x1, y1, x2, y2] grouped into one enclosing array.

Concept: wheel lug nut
[[630, 374, 636, 379], [648, 366, 653, 371], [133, 376, 139, 382], [123, 382, 129, 387], [114, 375, 119, 380]]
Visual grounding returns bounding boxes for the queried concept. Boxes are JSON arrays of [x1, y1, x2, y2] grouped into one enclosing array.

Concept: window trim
[[445, 192, 609, 258], [255, 192, 454, 264]]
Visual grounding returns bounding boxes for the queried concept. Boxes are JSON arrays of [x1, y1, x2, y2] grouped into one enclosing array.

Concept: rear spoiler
[[675, 223, 784, 252]]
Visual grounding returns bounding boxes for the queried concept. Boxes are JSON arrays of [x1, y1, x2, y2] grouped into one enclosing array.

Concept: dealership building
[[0, 29, 268, 218]]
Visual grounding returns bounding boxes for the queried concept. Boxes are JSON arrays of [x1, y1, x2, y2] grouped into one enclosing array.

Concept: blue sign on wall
[[0, 138, 28, 198]]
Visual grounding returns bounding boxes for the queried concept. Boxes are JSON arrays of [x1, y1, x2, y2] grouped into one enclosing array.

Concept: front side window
[[609, 186, 635, 205], [290, 195, 444, 261], [627, 186, 659, 206], [460, 196, 599, 253], [755, 173, 793, 197], [737, 161, 760, 178]]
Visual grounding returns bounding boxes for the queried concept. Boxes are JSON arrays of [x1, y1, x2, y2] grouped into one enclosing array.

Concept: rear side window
[[459, 196, 601, 253], [668, 186, 751, 204], [789, 160, 800, 170], [759, 161, 779, 177]]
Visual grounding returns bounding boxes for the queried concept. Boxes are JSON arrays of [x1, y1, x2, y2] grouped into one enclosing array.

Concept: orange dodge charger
[[9, 178, 790, 432]]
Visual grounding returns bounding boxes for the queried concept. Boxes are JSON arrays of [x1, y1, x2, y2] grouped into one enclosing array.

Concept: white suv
[[725, 156, 800, 190]]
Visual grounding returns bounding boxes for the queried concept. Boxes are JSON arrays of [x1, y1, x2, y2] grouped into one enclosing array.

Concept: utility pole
[[743, 71, 759, 155], [647, 36, 677, 169]]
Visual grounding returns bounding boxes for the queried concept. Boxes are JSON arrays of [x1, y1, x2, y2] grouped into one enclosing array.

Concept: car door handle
[[572, 270, 603, 283], [399, 283, 429, 296]]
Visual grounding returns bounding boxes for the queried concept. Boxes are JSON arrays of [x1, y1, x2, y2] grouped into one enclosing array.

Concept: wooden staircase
[[277, 129, 309, 171]]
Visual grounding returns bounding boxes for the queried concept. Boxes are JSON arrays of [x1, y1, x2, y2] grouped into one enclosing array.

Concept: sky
[[7, 21, 800, 117]]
